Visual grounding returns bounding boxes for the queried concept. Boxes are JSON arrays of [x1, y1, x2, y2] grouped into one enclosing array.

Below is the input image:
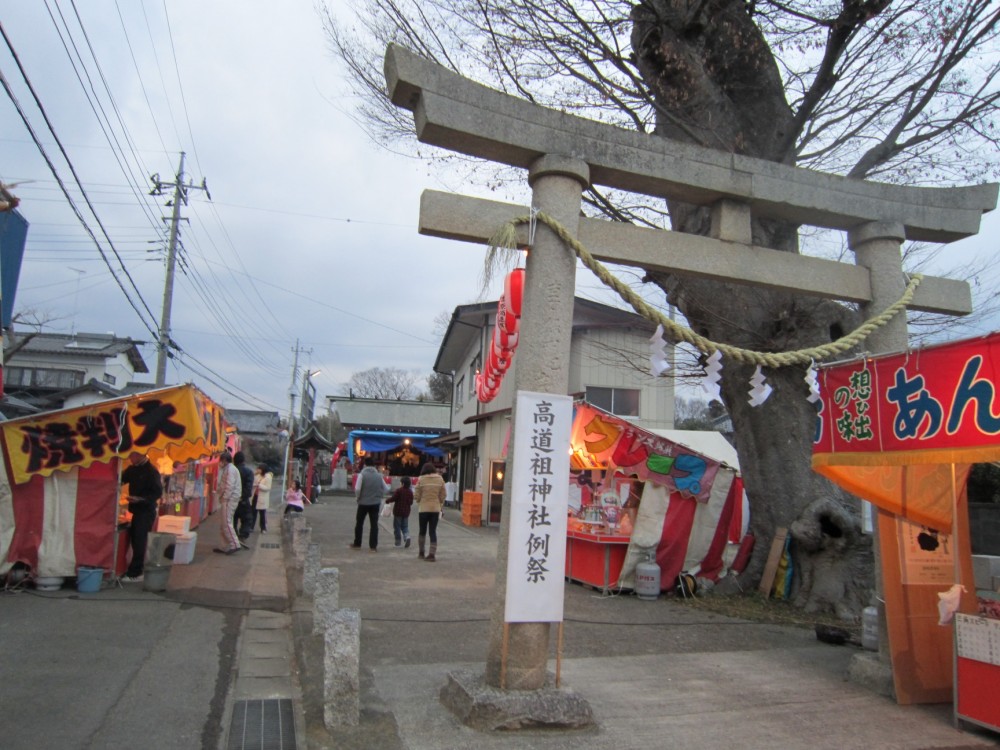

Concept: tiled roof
[[10, 331, 149, 373]]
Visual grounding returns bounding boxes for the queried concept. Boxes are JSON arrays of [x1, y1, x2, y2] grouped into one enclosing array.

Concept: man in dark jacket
[[121, 452, 162, 582], [233, 451, 254, 544], [352, 457, 387, 551]]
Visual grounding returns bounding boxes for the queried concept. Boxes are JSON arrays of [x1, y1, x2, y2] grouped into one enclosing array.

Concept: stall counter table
[[565, 528, 631, 594]]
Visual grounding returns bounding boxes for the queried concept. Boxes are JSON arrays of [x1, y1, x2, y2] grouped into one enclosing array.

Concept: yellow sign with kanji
[[1, 385, 228, 485]]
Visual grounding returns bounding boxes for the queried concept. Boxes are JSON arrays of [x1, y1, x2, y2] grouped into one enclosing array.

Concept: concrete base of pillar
[[439, 668, 595, 731], [848, 652, 895, 699]]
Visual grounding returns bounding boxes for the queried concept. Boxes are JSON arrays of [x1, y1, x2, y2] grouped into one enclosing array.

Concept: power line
[[114, 0, 170, 158], [0, 19, 160, 339], [195, 254, 438, 345], [44, 0, 164, 232]]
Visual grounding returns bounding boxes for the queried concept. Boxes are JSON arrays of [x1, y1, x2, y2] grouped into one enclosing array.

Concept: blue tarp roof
[[347, 429, 445, 460]]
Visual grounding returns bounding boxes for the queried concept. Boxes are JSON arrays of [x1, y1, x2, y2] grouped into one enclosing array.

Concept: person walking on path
[[214, 452, 241, 554], [283, 480, 310, 514], [414, 463, 446, 561], [233, 451, 254, 543], [251, 465, 273, 533], [352, 457, 387, 552], [385, 476, 413, 548], [120, 451, 162, 582]]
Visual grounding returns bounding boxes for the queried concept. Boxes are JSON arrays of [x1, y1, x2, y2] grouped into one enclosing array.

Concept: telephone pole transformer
[[149, 151, 210, 386]]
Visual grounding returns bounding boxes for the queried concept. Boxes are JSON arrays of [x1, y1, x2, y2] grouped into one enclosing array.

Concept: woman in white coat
[[251, 466, 274, 534]]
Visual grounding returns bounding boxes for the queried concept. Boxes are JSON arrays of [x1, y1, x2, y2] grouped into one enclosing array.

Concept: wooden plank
[[758, 527, 789, 597]]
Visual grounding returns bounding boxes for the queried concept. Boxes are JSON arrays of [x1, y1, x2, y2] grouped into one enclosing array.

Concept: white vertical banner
[[504, 390, 572, 623]]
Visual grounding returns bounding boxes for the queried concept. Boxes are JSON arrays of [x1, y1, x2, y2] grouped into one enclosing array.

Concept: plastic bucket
[[142, 564, 170, 593], [76, 566, 103, 593]]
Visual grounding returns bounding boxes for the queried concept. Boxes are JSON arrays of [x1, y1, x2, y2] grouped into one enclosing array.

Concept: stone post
[[313, 567, 341, 636], [484, 154, 590, 690], [323, 607, 360, 728], [304, 542, 321, 597], [293, 524, 311, 566], [847, 221, 907, 674]]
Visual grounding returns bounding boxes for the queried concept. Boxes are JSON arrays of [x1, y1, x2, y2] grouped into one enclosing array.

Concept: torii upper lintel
[[385, 44, 997, 243]]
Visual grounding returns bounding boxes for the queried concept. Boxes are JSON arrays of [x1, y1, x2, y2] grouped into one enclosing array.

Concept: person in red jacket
[[385, 476, 414, 548]]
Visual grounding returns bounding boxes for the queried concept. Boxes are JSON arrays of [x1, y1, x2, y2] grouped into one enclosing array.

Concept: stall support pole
[[556, 621, 564, 688], [951, 462, 960, 728], [500, 623, 510, 690], [108, 458, 122, 586]]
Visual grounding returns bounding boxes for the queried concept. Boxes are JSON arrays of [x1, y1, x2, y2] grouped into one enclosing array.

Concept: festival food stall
[[813, 332, 1000, 729], [567, 403, 746, 594], [347, 429, 446, 480], [0, 384, 229, 586]]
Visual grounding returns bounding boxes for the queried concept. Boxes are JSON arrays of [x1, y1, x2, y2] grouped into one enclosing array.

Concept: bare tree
[[4, 309, 64, 359], [344, 367, 422, 400], [322, 0, 1000, 616], [425, 370, 453, 402], [675, 396, 713, 430]]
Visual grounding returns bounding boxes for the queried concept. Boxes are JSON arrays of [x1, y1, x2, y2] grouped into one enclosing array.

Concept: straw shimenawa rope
[[487, 212, 922, 370]]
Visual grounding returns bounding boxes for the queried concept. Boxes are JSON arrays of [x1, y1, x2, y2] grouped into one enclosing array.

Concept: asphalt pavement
[[2, 489, 999, 750], [303, 491, 1000, 750]]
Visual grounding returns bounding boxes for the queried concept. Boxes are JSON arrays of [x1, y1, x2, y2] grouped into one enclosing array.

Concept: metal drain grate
[[227, 698, 296, 750], [260, 542, 281, 549]]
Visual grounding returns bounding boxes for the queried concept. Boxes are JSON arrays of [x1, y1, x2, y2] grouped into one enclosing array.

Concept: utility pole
[[149, 152, 210, 386], [283, 340, 311, 494]]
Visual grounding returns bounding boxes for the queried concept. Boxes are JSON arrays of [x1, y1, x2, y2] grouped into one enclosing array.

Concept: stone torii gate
[[383, 44, 997, 714]]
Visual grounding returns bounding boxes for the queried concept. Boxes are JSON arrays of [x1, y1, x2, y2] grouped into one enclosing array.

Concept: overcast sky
[[3, 1, 1000, 419], [1, 1, 506, 417]]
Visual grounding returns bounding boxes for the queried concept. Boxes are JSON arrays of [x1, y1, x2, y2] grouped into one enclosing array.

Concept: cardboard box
[[171, 532, 197, 564], [157, 515, 191, 534]]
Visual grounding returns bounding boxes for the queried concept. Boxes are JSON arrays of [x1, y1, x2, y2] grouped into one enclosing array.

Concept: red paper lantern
[[492, 337, 514, 360], [505, 268, 524, 318], [497, 296, 519, 335], [494, 327, 519, 350], [488, 347, 511, 374]]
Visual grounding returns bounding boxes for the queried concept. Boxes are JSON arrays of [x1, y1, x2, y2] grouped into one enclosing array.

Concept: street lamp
[[284, 369, 321, 496], [299, 369, 321, 501]]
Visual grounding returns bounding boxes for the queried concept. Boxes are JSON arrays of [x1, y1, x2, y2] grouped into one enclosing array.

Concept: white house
[[433, 297, 674, 524], [2, 331, 149, 415]]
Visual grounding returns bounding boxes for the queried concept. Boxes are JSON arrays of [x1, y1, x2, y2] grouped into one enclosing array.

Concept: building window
[[469, 356, 480, 399], [455, 375, 465, 409], [3, 366, 84, 390], [586, 386, 640, 417], [103, 373, 116, 385]]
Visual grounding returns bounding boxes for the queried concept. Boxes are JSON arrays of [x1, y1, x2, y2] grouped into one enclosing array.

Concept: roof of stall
[[0, 383, 228, 485]]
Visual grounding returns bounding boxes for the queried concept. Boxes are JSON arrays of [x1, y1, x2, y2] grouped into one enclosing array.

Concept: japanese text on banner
[[505, 391, 571, 623]]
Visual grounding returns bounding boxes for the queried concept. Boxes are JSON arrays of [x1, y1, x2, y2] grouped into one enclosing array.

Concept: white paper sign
[[504, 390, 572, 623]]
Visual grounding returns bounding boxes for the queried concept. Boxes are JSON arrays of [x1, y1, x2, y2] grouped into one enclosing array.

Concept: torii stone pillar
[[848, 221, 908, 676], [484, 155, 590, 689]]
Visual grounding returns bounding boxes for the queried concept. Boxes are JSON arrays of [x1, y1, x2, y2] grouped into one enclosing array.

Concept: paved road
[[300, 492, 1000, 750], [3, 491, 998, 750]]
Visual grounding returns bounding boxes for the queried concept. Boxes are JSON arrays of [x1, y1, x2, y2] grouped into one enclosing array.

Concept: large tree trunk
[[632, 0, 872, 615]]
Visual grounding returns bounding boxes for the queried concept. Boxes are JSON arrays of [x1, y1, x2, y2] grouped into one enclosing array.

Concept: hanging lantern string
[[487, 212, 923, 369]]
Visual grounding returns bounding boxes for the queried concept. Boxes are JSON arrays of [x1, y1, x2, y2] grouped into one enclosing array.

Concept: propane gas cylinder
[[635, 558, 661, 601]]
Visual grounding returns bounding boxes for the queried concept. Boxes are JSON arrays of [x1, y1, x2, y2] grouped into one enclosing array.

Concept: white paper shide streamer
[[748, 365, 773, 407], [701, 350, 723, 400], [648, 324, 671, 376]]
